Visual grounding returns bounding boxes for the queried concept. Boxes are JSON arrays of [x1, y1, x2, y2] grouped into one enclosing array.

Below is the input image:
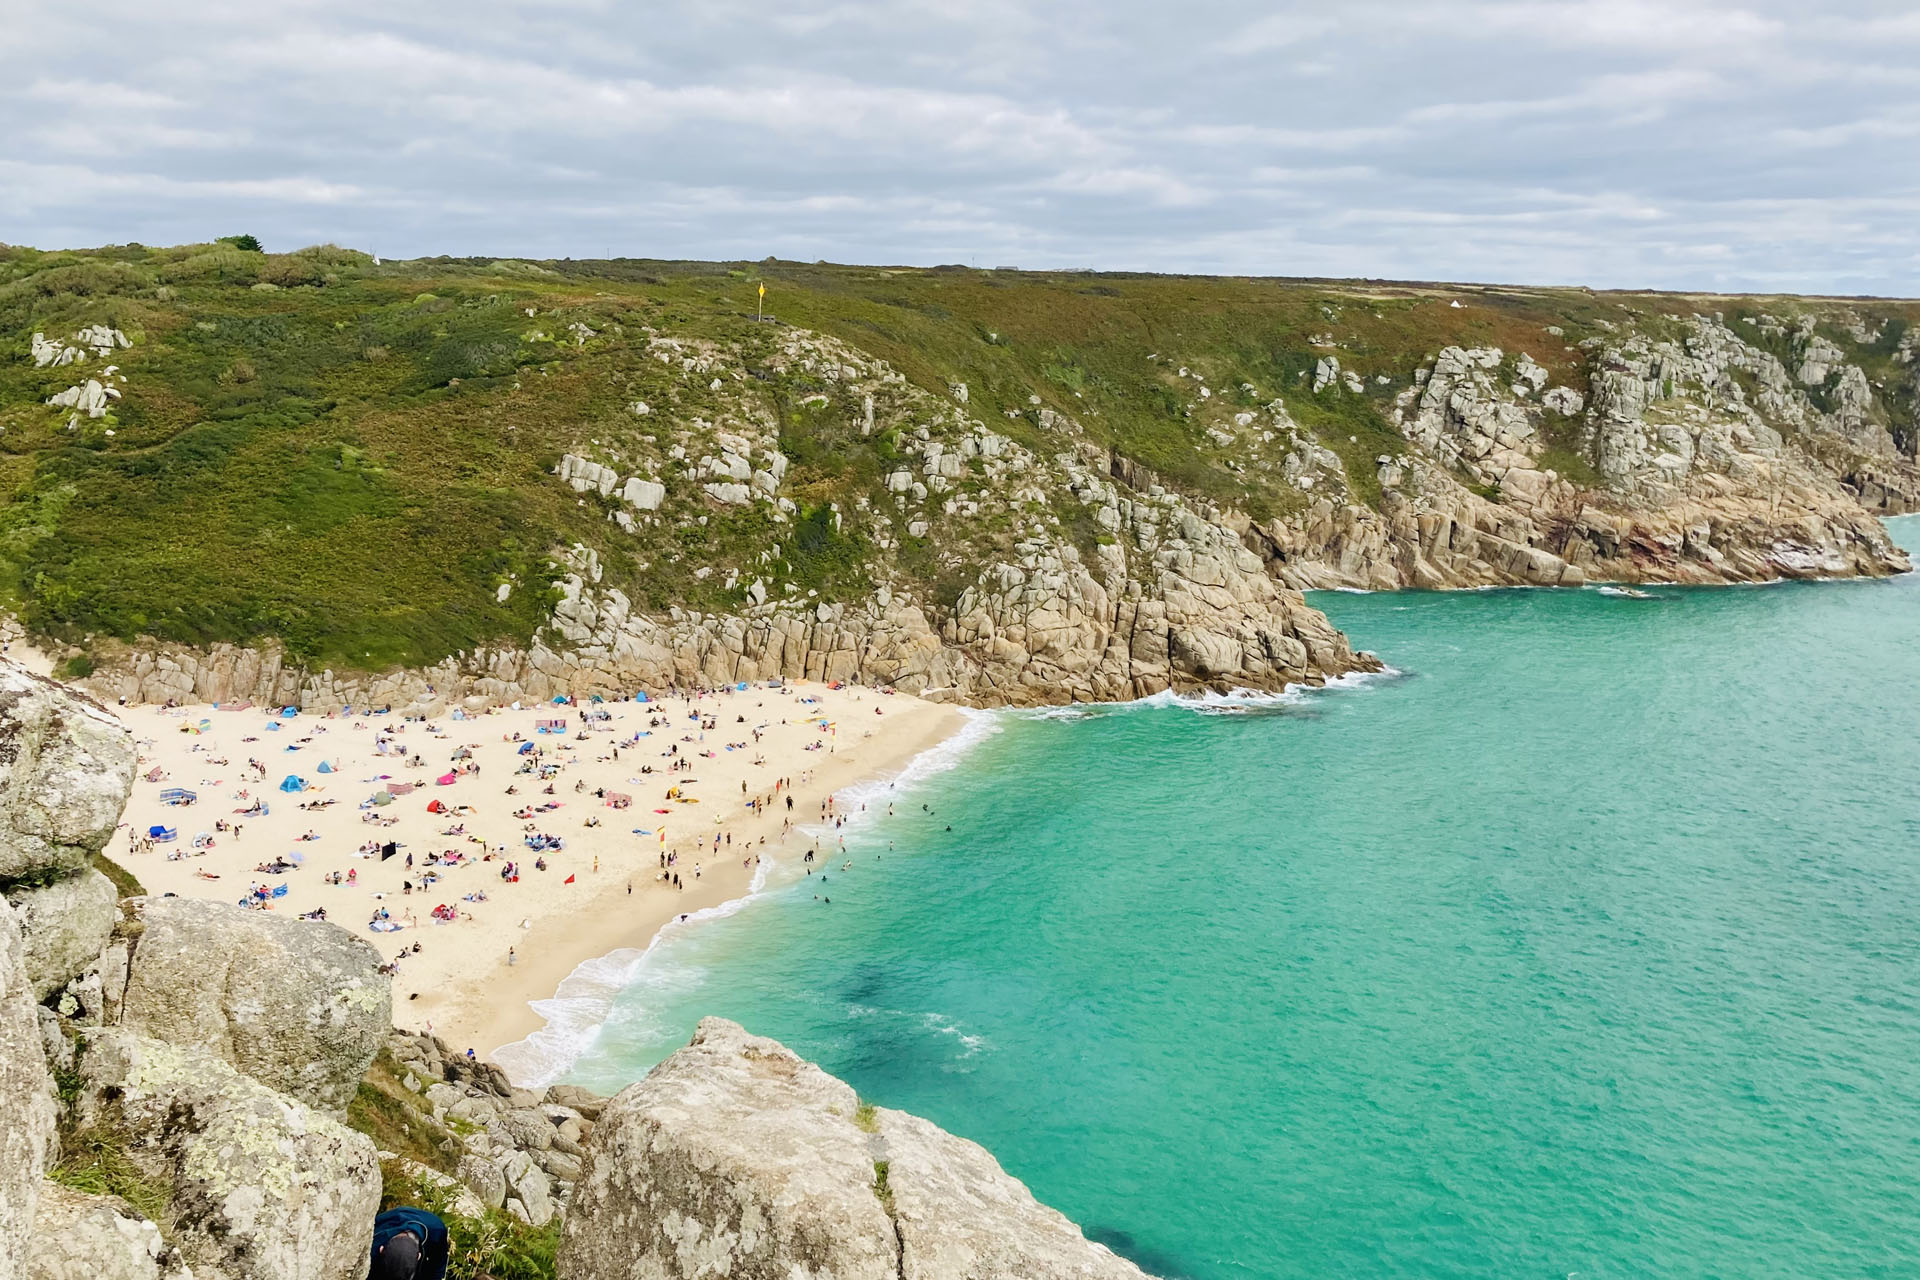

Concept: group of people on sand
[[116, 677, 919, 1026]]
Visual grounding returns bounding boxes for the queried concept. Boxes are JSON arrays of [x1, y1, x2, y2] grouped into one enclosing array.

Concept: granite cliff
[[1, 246, 1914, 711]]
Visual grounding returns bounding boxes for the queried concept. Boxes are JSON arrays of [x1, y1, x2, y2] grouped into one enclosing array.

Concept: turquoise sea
[[556, 518, 1920, 1279]]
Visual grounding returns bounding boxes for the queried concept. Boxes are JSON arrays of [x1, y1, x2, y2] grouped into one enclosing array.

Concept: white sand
[[100, 679, 967, 1057]]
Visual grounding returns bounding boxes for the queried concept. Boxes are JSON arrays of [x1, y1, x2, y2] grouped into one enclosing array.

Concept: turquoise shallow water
[[563, 519, 1920, 1279]]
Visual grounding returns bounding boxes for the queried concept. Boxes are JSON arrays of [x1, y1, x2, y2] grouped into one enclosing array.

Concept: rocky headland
[[4, 248, 1915, 717]]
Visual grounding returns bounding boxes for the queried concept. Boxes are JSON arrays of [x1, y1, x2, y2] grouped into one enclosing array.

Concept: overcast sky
[[5, 1, 1918, 293]]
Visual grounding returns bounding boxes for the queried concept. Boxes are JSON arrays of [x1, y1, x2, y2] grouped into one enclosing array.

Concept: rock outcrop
[[70, 1028, 382, 1280], [121, 897, 391, 1113], [1248, 321, 1913, 591], [30, 1182, 195, 1280], [0, 663, 136, 883], [386, 1028, 596, 1226], [559, 1017, 1147, 1280], [7, 867, 117, 1000], [1, 897, 59, 1280]]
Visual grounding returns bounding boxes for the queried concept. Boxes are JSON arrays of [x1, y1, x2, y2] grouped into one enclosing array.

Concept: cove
[[563, 518, 1920, 1280]]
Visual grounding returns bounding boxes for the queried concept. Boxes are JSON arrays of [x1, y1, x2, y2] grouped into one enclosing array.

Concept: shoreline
[[91, 671, 967, 1067], [471, 703, 973, 1073], [492, 707, 1004, 1085], [492, 668, 1411, 1085]]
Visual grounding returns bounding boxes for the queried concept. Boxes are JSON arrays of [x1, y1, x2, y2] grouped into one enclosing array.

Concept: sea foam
[[491, 708, 1001, 1087]]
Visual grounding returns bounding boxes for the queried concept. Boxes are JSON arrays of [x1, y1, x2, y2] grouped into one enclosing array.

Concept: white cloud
[[0, 0, 1913, 291]]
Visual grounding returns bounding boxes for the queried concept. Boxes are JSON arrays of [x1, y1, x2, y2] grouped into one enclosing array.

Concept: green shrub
[[347, 1050, 462, 1174], [94, 853, 145, 897], [51, 1128, 174, 1228], [380, 1161, 560, 1280]]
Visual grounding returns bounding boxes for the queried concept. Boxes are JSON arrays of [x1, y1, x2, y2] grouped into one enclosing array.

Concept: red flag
[[564, 874, 576, 884]]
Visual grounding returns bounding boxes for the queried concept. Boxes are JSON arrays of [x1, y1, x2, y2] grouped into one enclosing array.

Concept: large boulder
[[121, 898, 390, 1112], [8, 867, 117, 999], [30, 1182, 194, 1280], [71, 1028, 380, 1280], [559, 1018, 1148, 1280], [873, 1107, 1147, 1280], [0, 898, 58, 1280], [0, 663, 135, 884]]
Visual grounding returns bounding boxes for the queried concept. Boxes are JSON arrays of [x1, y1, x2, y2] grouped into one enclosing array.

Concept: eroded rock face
[[0, 663, 135, 883], [7, 867, 117, 1000], [121, 898, 390, 1113], [30, 1182, 194, 1280], [0, 897, 58, 1280], [71, 1029, 381, 1280], [874, 1108, 1146, 1280], [559, 1018, 1147, 1280]]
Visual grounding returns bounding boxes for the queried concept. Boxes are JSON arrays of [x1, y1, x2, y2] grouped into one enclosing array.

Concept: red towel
[[564, 874, 575, 884]]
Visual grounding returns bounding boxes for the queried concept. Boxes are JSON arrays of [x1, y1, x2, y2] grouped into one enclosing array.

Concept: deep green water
[[556, 519, 1920, 1279]]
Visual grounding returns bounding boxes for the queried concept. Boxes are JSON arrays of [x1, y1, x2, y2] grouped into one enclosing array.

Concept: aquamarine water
[[561, 519, 1920, 1279]]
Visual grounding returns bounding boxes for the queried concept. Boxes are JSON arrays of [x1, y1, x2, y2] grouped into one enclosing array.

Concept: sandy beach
[[93, 675, 966, 1059]]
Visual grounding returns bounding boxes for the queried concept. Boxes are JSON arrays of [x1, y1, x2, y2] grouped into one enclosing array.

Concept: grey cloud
[[1, 0, 1916, 291]]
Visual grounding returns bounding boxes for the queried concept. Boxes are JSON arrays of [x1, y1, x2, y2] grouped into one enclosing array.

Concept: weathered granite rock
[[0, 663, 136, 883], [499, 1148, 553, 1227], [546, 1082, 608, 1120], [1, 898, 58, 1280], [457, 1151, 507, 1210], [873, 1107, 1145, 1280], [559, 1017, 1146, 1280], [71, 1029, 380, 1280], [121, 898, 390, 1112], [8, 868, 117, 1000], [30, 1182, 194, 1280], [389, 1158, 487, 1220]]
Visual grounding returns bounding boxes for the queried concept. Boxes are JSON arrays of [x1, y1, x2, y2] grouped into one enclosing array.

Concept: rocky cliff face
[[1250, 314, 1913, 591], [76, 325, 1383, 713], [61, 301, 1917, 713]]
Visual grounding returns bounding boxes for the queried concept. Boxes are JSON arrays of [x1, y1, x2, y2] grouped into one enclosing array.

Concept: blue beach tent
[[147, 825, 177, 842], [279, 775, 309, 793], [316, 760, 335, 774]]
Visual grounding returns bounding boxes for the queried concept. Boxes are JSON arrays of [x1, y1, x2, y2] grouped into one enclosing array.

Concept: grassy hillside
[[2, 240, 1913, 673]]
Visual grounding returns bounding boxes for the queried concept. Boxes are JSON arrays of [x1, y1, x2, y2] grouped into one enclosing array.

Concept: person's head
[[371, 1230, 421, 1280]]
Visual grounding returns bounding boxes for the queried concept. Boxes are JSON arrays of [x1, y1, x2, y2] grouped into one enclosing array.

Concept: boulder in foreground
[[121, 897, 390, 1113], [0, 897, 58, 1280], [0, 663, 135, 884], [559, 1016, 1148, 1280], [71, 1028, 381, 1280], [30, 1181, 194, 1280]]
